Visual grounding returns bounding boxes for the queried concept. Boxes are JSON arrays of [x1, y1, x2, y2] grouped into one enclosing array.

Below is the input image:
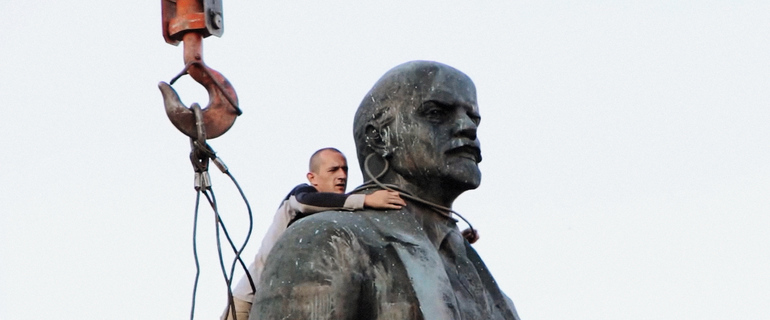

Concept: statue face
[[388, 69, 482, 194]]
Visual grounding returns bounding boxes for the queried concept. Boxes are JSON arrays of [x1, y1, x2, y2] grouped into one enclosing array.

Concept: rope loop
[[354, 153, 477, 238]]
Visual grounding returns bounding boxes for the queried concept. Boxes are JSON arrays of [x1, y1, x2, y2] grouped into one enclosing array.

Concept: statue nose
[[455, 115, 478, 140]]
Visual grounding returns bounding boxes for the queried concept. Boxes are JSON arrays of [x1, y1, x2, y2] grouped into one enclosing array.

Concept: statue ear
[[365, 124, 391, 158]]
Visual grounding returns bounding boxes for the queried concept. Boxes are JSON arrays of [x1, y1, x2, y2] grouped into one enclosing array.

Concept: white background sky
[[2, 1, 769, 319]]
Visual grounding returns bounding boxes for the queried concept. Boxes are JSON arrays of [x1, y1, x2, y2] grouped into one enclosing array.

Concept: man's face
[[388, 70, 482, 194], [308, 150, 349, 193]]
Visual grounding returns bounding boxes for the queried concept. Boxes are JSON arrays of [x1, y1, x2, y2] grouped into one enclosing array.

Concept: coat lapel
[[371, 211, 459, 320]]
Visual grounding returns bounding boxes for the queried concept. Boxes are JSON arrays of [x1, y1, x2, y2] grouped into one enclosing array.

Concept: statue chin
[[447, 173, 482, 192], [428, 167, 482, 199], [445, 160, 482, 191]]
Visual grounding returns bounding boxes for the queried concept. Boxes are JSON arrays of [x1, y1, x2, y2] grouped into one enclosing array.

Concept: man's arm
[[291, 186, 405, 221], [363, 190, 406, 209]]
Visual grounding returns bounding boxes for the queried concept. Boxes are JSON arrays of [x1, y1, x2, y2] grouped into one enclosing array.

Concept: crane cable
[[185, 104, 254, 320], [353, 153, 477, 239]]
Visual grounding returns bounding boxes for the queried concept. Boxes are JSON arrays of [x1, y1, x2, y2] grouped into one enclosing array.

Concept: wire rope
[[354, 153, 477, 236], [186, 151, 254, 320], [190, 190, 202, 320]]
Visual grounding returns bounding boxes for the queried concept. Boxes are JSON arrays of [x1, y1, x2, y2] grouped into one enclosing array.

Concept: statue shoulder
[[282, 209, 388, 247], [254, 210, 387, 319]]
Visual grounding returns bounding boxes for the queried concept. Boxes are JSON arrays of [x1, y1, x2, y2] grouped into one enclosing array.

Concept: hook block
[[162, 0, 224, 45]]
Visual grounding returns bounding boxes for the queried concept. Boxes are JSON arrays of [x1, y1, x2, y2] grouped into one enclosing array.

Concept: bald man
[[222, 148, 405, 320]]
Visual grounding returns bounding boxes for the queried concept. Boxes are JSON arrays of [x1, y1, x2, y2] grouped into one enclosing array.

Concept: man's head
[[307, 148, 349, 193], [353, 61, 482, 205]]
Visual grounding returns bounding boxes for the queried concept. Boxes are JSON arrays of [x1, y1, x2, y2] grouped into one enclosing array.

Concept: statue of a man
[[250, 61, 521, 320]]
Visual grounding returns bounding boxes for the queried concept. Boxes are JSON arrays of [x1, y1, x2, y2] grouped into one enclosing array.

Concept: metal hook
[[159, 61, 240, 140], [160, 0, 240, 140]]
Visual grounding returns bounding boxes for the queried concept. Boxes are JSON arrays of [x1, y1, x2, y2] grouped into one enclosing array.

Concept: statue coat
[[250, 207, 520, 320]]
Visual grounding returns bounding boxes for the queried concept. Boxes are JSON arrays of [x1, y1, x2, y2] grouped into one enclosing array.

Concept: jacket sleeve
[[289, 186, 366, 218]]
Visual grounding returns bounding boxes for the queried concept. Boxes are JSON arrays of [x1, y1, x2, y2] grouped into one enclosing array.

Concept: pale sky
[[1, 1, 769, 319]]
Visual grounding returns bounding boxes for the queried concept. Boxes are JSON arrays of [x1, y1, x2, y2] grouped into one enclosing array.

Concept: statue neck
[[359, 152, 462, 208], [379, 173, 458, 209], [404, 199, 459, 247]]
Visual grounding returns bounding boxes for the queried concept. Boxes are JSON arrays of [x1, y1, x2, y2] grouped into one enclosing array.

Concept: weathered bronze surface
[[251, 61, 521, 320]]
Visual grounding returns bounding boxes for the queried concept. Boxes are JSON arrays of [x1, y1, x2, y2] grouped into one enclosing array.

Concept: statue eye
[[428, 109, 446, 117], [422, 102, 450, 121]]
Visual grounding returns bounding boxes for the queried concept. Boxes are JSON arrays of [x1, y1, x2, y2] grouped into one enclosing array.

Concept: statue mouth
[[446, 144, 482, 163]]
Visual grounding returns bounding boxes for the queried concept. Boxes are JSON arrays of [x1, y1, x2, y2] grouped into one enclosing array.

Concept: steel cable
[[353, 153, 477, 236]]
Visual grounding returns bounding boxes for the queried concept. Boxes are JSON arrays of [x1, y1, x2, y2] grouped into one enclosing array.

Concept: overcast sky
[[2, 1, 769, 319]]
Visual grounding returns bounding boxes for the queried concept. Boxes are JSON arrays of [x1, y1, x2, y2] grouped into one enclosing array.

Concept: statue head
[[354, 61, 482, 206]]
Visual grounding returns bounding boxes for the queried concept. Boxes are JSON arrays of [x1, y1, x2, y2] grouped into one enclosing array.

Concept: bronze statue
[[250, 61, 521, 320]]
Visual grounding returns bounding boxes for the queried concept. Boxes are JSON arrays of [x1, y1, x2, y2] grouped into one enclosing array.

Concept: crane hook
[[159, 61, 240, 140], [160, 0, 240, 140]]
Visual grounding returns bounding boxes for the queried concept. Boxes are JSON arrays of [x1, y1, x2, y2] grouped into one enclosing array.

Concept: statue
[[250, 61, 521, 320]]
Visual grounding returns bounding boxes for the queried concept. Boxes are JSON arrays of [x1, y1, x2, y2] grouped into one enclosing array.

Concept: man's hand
[[364, 190, 406, 210], [461, 228, 480, 244]]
